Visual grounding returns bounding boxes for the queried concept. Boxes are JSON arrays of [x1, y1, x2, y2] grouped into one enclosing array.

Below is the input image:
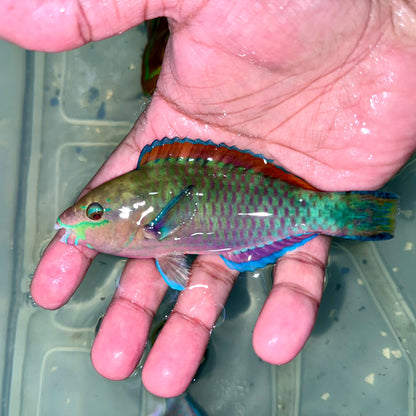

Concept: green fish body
[[56, 138, 398, 290]]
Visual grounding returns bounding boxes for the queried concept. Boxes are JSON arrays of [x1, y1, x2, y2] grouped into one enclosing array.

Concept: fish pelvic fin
[[155, 254, 192, 290]]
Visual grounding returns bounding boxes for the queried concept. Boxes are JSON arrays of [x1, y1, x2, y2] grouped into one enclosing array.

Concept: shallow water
[[0, 26, 415, 415]]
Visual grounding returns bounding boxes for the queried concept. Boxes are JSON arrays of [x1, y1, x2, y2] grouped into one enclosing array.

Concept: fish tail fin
[[328, 191, 398, 241]]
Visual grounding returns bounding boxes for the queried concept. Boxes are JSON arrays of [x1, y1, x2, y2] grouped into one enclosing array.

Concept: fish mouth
[[59, 227, 77, 245], [55, 219, 78, 245]]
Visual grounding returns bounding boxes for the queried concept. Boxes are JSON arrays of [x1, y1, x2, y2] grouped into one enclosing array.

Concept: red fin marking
[[139, 140, 319, 191]]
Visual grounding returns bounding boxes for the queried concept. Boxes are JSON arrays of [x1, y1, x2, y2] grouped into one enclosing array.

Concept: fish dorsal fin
[[138, 137, 319, 191]]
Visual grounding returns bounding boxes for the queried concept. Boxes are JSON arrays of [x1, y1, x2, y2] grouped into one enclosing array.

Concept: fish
[[56, 137, 399, 290], [141, 17, 169, 96], [164, 395, 205, 416], [149, 395, 205, 416]]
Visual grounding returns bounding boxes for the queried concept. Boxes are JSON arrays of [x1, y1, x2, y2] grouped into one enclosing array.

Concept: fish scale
[[153, 163, 316, 249]]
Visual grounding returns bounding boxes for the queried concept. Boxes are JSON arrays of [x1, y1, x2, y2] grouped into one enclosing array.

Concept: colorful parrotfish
[[56, 138, 398, 290]]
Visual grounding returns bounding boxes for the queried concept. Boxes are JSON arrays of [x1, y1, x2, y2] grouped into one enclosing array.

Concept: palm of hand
[[153, 1, 416, 189], [18, 0, 416, 398]]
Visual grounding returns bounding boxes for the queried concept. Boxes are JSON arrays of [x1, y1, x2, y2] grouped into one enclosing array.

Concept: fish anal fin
[[138, 137, 319, 191], [221, 234, 318, 272], [155, 254, 191, 290]]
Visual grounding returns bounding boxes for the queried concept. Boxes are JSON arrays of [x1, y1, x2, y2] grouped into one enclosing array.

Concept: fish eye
[[86, 203, 104, 221]]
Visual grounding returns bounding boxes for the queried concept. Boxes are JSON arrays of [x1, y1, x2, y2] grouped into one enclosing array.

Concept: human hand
[[3, 0, 416, 398]]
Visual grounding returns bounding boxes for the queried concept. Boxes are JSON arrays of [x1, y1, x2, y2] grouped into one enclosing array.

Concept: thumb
[[0, 0, 179, 52]]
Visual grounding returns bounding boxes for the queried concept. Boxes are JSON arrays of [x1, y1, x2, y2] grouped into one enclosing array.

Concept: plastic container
[[0, 26, 415, 415]]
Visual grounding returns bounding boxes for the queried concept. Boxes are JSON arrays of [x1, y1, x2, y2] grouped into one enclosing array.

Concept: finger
[[142, 255, 238, 398], [91, 258, 167, 380], [31, 230, 96, 309], [253, 235, 331, 364], [0, 0, 177, 52]]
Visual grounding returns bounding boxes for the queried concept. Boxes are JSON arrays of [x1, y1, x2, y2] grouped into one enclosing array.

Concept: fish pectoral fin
[[220, 234, 318, 272], [144, 185, 195, 240], [155, 254, 192, 290]]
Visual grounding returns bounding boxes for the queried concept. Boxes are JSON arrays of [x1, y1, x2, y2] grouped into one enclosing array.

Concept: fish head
[[55, 175, 153, 253]]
